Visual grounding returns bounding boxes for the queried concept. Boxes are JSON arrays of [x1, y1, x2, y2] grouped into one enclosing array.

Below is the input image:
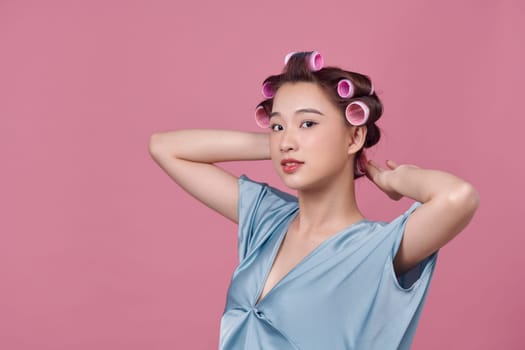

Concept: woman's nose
[[279, 128, 298, 152]]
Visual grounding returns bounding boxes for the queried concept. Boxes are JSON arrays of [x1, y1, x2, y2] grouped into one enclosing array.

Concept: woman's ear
[[347, 125, 367, 155]]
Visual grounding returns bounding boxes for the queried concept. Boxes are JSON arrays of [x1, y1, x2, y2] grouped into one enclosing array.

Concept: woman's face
[[269, 81, 361, 191]]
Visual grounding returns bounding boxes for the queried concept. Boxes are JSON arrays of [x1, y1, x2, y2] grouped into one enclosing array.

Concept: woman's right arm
[[148, 129, 270, 224]]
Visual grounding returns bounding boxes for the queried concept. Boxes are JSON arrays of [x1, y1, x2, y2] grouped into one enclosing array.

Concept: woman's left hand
[[364, 159, 419, 201]]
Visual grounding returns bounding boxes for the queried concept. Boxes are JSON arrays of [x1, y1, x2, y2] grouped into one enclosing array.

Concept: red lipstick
[[281, 158, 304, 174]]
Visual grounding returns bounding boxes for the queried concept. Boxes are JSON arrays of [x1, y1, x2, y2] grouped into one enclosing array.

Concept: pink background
[[1, 0, 523, 349]]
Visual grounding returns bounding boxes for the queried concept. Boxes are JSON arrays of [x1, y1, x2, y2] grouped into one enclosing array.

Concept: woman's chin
[[279, 174, 316, 191], [278, 173, 302, 189]]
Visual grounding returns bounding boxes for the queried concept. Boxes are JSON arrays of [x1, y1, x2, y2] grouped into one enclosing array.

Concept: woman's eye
[[270, 121, 316, 131], [301, 121, 317, 128]]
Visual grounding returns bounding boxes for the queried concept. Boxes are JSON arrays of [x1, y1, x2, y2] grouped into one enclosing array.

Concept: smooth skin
[[149, 81, 480, 278]]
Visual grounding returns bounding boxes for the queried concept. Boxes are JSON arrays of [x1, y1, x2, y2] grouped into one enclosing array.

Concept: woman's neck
[[293, 175, 365, 239]]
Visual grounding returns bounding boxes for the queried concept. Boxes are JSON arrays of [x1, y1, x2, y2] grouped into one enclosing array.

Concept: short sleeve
[[388, 201, 439, 290], [358, 202, 440, 348], [237, 174, 298, 263]]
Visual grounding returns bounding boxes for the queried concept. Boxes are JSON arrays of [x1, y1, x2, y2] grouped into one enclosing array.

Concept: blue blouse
[[219, 175, 439, 349]]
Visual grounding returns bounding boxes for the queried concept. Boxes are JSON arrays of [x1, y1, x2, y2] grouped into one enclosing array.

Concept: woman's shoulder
[[239, 174, 298, 205], [364, 202, 422, 228]]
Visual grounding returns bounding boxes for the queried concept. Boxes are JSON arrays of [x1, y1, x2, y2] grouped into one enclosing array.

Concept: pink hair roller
[[337, 79, 355, 98], [339, 79, 374, 98], [308, 51, 323, 71], [356, 152, 368, 176], [255, 105, 270, 128], [284, 51, 324, 71], [261, 81, 275, 98], [345, 101, 370, 126], [284, 51, 297, 65]]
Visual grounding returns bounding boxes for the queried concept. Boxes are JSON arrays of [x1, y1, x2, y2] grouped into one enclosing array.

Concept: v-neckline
[[254, 208, 369, 307]]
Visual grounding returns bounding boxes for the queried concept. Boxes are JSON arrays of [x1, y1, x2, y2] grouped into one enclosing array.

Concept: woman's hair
[[256, 51, 383, 179]]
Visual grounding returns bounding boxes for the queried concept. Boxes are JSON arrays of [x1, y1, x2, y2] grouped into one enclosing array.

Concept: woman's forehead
[[272, 82, 336, 114]]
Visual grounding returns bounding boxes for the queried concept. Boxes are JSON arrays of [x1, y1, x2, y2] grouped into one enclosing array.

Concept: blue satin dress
[[219, 175, 439, 350]]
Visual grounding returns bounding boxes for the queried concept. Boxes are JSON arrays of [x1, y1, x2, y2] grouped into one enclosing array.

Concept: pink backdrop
[[1, 0, 523, 349]]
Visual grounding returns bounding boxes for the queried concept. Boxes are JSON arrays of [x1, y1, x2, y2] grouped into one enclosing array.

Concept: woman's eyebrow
[[269, 108, 325, 119], [297, 108, 325, 116]]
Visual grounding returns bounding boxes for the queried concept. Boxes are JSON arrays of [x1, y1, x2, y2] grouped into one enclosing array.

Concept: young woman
[[148, 51, 479, 349]]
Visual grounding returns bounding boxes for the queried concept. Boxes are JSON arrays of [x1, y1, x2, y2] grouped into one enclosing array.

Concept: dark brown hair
[[257, 51, 383, 179]]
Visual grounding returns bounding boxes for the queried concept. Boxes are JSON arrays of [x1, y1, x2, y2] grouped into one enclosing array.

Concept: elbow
[[447, 183, 480, 216], [148, 132, 165, 157]]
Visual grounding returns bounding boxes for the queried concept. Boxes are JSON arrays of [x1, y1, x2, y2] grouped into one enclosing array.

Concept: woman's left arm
[[365, 159, 480, 275]]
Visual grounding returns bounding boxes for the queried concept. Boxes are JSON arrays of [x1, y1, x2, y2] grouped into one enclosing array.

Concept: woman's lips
[[282, 162, 303, 174]]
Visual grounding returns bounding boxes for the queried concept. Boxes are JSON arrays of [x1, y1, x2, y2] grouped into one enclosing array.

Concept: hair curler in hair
[[308, 51, 324, 71], [261, 81, 275, 99], [337, 79, 355, 98], [339, 78, 374, 98], [284, 51, 297, 65], [345, 101, 370, 126], [284, 51, 324, 71], [255, 105, 270, 128], [356, 152, 368, 176]]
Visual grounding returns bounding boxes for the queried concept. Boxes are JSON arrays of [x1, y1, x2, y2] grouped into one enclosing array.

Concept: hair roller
[[261, 81, 275, 98], [337, 79, 355, 98], [345, 101, 370, 126], [308, 51, 323, 71], [369, 81, 374, 95], [284, 51, 324, 71], [356, 151, 368, 176], [284, 51, 297, 65], [255, 105, 270, 128]]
